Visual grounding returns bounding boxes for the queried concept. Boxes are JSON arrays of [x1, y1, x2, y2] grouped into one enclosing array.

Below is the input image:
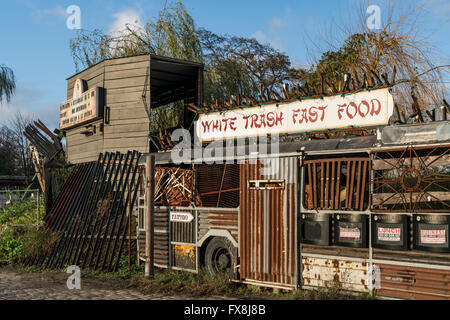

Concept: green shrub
[[0, 199, 45, 264], [0, 228, 24, 263], [21, 227, 61, 261]]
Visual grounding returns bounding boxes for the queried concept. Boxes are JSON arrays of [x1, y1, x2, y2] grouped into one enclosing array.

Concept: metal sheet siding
[[240, 157, 298, 286], [377, 264, 450, 300], [198, 209, 239, 243], [154, 208, 169, 267], [302, 257, 369, 293]]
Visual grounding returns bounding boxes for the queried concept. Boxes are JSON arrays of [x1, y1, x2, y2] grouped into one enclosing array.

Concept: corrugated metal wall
[[154, 208, 170, 268], [239, 157, 298, 287], [198, 209, 239, 243], [377, 263, 450, 300]]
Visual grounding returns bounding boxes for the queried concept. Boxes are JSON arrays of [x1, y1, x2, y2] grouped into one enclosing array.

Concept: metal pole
[[128, 182, 131, 271], [145, 155, 155, 278]]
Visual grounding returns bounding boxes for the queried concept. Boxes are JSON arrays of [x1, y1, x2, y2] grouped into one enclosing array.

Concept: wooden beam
[[145, 155, 155, 278]]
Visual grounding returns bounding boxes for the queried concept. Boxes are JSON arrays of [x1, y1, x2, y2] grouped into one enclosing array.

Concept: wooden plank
[[109, 105, 149, 120], [67, 61, 105, 80], [345, 161, 351, 209], [335, 161, 341, 210], [103, 138, 148, 150], [104, 122, 149, 134], [359, 161, 368, 211], [104, 131, 149, 140], [105, 61, 150, 73], [330, 161, 335, 209], [108, 118, 151, 126], [66, 134, 103, 147], [106, 92, 147, 105], [104, 76, 147, 90], [105, 55, 149, 66], [105, 68, 149, 81], [107, 86, 149, 96], [67, 141, 104, 155], [320, 163, 324, 208], [355, 161, 362, 210], [68, 151, 102, 164], [312, 163, 317, 208]]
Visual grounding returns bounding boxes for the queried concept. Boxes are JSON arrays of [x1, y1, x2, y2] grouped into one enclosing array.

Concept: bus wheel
[[204, 237, 235, 279]]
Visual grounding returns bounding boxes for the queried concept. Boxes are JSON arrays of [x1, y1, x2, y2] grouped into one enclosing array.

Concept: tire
[[204, 237, 236, 279]]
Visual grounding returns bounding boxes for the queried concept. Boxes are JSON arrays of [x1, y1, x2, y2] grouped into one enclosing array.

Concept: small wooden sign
[[170, 212, 194, 223], [59, 79, 104, 130]]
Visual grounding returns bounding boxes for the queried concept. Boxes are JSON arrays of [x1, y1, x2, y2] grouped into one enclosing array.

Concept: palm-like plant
[[0, 65, 15, 103]]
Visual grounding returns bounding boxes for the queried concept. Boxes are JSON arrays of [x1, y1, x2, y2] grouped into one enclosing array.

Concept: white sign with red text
[[421, 229, 446, 244], [170, 212, 194, 223], [196, 87, 394, 141]]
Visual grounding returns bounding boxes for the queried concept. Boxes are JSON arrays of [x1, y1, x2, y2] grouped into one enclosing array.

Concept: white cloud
[[269, 17, 284, 30], [251, 8, 293, 52], [0, 87, 59, 130], [32, 5, 69, 23], [109, 9, 144, 36], [252, 31, 268, 43]]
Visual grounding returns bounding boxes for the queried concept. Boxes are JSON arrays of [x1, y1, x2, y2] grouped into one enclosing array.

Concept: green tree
[[293, 2, 449, 122], [70, 0, 202, 72], [198, 29, 294, 104], [69, 1, 295, 115], [0, 65, 15, 103]]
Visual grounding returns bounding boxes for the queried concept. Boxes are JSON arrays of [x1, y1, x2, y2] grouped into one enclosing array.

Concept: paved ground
[[0, 267, 227, 300]]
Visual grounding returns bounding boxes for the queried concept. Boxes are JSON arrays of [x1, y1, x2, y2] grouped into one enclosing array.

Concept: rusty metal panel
[[377, 263, 450, 300], [172, 244, 196, 270], [154, 208, 169, 267], [239, 157, 298, 287], [304, 157, 370, 211], [371, 145, 450, 212], [171, 217, 195, 244], [196, 164, 240, 208], [198, 209, 239, 243], [302, 256, 369, 293]]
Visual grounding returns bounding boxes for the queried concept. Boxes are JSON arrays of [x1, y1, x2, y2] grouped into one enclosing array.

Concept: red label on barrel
[[340, 227, 361, 239], [421, 229, 446, 244], [378, 227, 401, 242]]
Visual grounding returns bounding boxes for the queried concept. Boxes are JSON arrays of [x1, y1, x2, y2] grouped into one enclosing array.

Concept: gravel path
[[0, 267, 215, 300]]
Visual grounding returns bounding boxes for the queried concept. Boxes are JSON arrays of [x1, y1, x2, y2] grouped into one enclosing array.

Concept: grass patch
[[0, 198, 45, 264], [7, 258, 376, 300]]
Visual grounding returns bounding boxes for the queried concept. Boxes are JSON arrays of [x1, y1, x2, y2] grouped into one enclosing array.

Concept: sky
[[0, 0, 449, 130]]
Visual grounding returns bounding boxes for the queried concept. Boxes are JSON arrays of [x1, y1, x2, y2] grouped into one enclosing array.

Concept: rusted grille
[[196, 164, 240, 208], [304, 157, 369, 211], [154, 209, 169, 267], [371, 145, 450, 212], [171, 219, 195, 244]]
